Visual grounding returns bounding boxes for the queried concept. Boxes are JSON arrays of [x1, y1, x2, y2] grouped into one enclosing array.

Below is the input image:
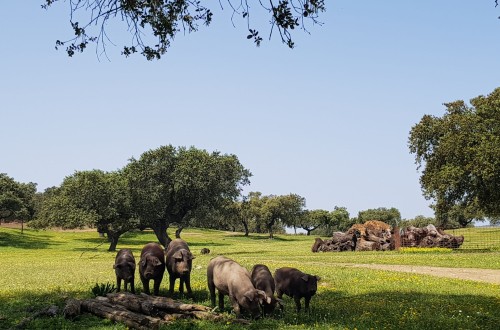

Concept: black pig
[[165, 238, 194, 296], [274, 267, 320, 312], [113, 249, 136, 294], [139, 243, 165, 295], [207, 256, 268, 319], [251, 264, 282, 315]]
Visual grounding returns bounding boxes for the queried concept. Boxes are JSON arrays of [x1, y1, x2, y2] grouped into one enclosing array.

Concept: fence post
[[393, 226, 401, 251]]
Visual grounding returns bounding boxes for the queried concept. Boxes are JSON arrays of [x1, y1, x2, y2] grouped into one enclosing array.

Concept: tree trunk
[[306, 229, 311, 236], [175, 226, 183, 239], [108, 233, 120, 252], [242, 220, 249, 236], [152, 220, 171, 249]]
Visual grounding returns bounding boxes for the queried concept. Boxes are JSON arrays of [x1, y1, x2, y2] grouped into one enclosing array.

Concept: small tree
[[0, 173, 37, 233], [260, 193, 305, 239], [296, 209, 331, 236]]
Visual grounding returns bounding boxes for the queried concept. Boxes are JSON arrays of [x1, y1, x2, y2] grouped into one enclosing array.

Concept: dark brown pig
[[250, 264, 282, 315], [165, 238, 195, 297], [207, 256, 268, 319], [113, 249, 136, 294], [139, 243, 165, 295], [274, 267, 320, 312]]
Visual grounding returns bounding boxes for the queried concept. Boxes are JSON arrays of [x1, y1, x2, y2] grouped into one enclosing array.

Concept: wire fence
[[398, 226, 500, 250]]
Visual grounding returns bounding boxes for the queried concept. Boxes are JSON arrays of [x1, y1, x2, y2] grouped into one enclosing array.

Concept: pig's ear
[[128, 262, 136, 269], [315, 275, 321, 281], [301, 275, 309, 282], [172, 251, 182, 260], [113, 264, 118, 269], [152, 257, 163, 266], [188, 252, 195, 260], [139, 259, 146, 267], [256, 290, 268, 304]]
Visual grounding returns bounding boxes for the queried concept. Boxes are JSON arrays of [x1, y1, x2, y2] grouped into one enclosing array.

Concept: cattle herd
[[113, 238, 320, 319]]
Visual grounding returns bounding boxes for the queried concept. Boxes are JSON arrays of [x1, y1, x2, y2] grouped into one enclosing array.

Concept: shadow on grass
[[0, 229, 59, 249], [226, 234, 300, 242], [1, 288, 498, 330], [275, 290, 500, 330]]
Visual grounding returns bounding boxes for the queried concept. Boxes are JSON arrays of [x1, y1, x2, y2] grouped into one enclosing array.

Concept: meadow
[[0, 226, 499, 329]]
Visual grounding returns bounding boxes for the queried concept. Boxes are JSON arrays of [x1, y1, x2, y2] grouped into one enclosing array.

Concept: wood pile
[[401, 224, 464, 248], [63, 292, 222, 330]]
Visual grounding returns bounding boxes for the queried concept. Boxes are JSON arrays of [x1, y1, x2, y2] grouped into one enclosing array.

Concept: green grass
[[0, 226, 499, 329]]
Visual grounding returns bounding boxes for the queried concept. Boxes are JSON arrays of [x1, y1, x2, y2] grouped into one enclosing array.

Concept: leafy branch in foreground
[[42, 0, 326, 60]]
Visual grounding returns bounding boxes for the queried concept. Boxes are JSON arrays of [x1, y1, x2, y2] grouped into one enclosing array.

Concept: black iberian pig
[[113, 249, 136, 294], [250, 264, 281, 315], [274, 267, 321, 312], [139, 243, 165, 295], [207, 256, 268, 319], [165, 238, 195, 296]]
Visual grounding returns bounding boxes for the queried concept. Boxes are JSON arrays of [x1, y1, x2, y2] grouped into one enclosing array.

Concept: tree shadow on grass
[[277, 290, 500, 330], [0, 229, 58, 249], [2, 289, 498, 330], [226, 234, 300, 242]]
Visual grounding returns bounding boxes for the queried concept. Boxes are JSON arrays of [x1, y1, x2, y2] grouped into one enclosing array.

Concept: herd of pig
[[113, 238, 321, 318]]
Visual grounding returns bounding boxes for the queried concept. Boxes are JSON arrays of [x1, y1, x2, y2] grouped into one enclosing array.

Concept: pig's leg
[[294, 296, 302, 312], [229, 295, 241, 318], [116, 276, 122, 292], [153, 279, 161, 296], [185, 276, 193, 296], [218, 291, 225, 311], [168, 275, 176, 296], [304, 295, 311, 312]]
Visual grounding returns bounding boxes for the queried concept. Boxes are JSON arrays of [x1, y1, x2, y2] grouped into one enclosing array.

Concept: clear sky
[[1, 1, 499, 220]]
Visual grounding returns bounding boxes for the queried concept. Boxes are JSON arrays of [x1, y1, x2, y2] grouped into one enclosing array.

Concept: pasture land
[[0, 226, 499, 329]]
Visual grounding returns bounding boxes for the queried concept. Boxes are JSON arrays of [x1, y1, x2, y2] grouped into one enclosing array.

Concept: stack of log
[[312, 220, 394, 252], [63, 292, 222, 330], [401, 224, 464, 248], [312, 221, 465, 252]]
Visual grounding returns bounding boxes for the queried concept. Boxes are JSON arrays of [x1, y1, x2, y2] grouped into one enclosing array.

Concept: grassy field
[[0, 226, 499, 329]]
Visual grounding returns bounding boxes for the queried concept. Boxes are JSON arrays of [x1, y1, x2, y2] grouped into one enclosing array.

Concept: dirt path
[[339, 263, 500, 285]]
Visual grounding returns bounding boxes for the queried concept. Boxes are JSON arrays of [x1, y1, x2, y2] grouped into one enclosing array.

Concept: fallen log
[[80, 298, 164, 330], [64, 293, 223, 329]]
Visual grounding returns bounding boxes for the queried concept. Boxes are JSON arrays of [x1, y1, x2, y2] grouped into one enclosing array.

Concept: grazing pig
[[207, 256, 268, 318], [274, 267, 320, 312], [165, 239, 195, 297], [139, 243, 165, 295], [250, 264, 281, 315], [200, 248, 210, 254], [113, 249, 136, 294]]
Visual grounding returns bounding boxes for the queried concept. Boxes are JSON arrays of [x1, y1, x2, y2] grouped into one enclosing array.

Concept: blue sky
[[1, 1, 499, 220]]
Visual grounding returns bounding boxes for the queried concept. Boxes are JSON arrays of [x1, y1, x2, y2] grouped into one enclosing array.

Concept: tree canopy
[[42, 0, 326, 60], [125, 145, 251, 247], [32, 170, 136, 250], [356, 207, 401, 227], [0, 174, 37, 230], [409, 87, 500, 227]]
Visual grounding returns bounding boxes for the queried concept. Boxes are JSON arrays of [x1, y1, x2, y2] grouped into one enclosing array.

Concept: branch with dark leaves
[[43, 0, 325, 60]]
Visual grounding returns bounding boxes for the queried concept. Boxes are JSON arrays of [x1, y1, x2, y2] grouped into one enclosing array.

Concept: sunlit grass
[[0, 227, 499, 329]]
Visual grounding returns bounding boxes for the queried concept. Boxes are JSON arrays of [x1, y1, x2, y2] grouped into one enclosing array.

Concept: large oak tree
[[409, 87, 500, 227], [125, 145, 250, 247]]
